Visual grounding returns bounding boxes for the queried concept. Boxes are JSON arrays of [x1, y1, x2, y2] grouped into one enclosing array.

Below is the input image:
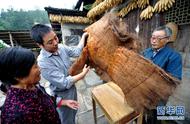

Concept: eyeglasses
[[151, 36, 169, 41]]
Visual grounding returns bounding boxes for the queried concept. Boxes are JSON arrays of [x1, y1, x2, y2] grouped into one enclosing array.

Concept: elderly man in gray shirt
[[30, 24, 89, 124]]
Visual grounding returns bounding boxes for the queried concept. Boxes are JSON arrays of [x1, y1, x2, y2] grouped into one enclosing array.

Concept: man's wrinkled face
[[41, 31, 59, 53], [150, 30, 169, 50]]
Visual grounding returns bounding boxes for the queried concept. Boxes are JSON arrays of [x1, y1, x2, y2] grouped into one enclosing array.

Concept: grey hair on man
[[153, 26, 172, 37]]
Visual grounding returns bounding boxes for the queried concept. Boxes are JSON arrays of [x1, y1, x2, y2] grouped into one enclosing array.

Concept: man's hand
[[82, 32, 89, 40], [82, 64, 90, 76], [78, 32, 89, 47]]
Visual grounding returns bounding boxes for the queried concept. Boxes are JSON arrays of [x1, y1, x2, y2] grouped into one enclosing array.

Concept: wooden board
[[91, 82, 139, 124]]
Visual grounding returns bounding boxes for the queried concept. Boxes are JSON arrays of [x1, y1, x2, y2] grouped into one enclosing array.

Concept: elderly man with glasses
[[142, 26, 182, 80]]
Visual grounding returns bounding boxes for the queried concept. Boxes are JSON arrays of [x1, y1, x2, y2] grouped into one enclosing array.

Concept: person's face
[[41, 30, 59, 53], [26, 63, 41, 85], [150, 30, 169, 50], [16, 63, 41, 87], [27, 63, 41, 84]]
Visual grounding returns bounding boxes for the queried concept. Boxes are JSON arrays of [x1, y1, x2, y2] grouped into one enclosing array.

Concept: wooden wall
[[123, 9, 164, 49], [176, 25, 190, 67]]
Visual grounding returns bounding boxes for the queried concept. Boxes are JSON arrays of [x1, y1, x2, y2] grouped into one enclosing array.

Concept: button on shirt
[[37, 44, 83, 94]]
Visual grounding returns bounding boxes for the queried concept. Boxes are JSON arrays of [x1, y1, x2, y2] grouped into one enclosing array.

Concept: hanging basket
[[166, 22, 178, 42]]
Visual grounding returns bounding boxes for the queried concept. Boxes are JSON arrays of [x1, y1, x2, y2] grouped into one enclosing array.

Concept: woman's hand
[[61, 99, 79, 110]]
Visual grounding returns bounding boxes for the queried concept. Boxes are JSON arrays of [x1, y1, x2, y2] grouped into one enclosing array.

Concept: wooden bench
[[91, 82, 143, 124]]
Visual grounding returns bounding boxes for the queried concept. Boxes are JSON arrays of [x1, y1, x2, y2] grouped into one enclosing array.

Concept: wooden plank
[[107, 82, 124, 97], [92, 82, 137, 123]]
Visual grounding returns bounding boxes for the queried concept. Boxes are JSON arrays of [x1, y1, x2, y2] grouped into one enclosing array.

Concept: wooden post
[[92, 97, 97, 124], [9, 32, 14, 47]]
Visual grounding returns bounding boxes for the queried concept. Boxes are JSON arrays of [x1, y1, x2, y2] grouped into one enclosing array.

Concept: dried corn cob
[[87, 0, 123, 18], [118, 0, 138, 17], [137, 0, 149, 9], [92, 0, 105, 8], [49, 14, 93, 24], [154, 0, 175, 13], [140, 5, 154, 20]]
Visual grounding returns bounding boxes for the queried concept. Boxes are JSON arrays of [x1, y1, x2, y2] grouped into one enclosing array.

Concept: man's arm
[[39, 61, 89, 90], [40, 62, 74, 90]]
